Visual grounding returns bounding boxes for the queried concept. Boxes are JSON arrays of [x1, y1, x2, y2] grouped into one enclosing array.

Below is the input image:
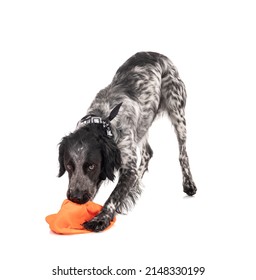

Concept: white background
[[1, 0, 256, 279]]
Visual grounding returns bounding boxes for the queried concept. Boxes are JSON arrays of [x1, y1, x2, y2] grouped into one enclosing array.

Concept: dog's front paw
[[83, 211, 111, 232], [183, 179, 197, 196]]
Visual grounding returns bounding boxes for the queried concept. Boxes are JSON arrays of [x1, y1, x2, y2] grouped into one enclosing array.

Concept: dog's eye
[[88, 164, 95, 171]]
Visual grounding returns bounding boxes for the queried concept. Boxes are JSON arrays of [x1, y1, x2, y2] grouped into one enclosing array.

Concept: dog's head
[[58, 124, 121, 204]]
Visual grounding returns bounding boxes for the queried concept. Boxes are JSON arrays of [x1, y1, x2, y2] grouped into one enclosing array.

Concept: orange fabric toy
[[46, 199, 116, 234]]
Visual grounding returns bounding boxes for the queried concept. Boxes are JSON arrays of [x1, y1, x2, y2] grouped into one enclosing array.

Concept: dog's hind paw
[[83, 212, 111, 232], [183, 179, 197, 196]]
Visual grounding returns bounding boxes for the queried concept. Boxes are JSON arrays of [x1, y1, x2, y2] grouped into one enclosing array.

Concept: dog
[[58, 51, 197, 232]]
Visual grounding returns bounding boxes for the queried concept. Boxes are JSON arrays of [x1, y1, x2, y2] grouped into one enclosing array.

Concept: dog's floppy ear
[[58, 138, 66, 177], [100, 138, 121, 181]]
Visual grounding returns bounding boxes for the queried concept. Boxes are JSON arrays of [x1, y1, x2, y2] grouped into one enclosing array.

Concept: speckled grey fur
[[80, 52, 197, 231]]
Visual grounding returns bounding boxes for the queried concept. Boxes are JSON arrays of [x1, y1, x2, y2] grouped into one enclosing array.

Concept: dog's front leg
[[84, 155, 140, 232]]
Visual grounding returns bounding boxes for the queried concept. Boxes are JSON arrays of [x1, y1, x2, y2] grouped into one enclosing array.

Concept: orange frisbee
[[46, 199, 116, 234]]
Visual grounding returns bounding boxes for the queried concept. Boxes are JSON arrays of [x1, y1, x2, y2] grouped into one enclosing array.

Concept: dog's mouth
[[69, 197, 90, 204]]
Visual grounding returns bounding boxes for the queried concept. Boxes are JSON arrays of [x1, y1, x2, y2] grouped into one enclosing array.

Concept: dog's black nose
[[67, 190, 90, 204], [70, 197, 83, 204], [70, 196, 89, 204]]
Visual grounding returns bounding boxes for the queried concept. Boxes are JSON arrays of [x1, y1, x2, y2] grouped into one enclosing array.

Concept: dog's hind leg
[[138, 135, 153, 179], [161, 67, 197, 196], [174, 119, 197, 196]]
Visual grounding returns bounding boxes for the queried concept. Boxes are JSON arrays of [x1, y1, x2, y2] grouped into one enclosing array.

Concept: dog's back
[[88, 52, 186, 144]]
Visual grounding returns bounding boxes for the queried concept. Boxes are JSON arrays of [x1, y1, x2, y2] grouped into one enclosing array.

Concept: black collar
[[76, 115, 113, 137], [76, 103, 123, 138]]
